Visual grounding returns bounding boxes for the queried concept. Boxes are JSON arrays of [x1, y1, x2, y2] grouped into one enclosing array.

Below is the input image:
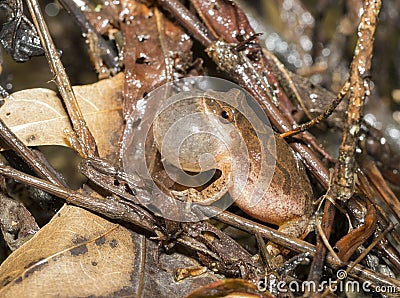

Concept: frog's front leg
[[170, 164, 232, 206]]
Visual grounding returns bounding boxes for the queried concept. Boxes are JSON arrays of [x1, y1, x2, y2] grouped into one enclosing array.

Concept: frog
[[152, 88, 314, 260]]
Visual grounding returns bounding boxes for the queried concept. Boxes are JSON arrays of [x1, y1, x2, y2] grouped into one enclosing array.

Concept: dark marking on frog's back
[[274, 160, 292, 196], [274, 139, 295, 196]]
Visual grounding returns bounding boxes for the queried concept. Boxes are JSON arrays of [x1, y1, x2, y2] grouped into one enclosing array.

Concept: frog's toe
[[278, 216, 313, 240], [170, 189, 188, 201], [266, 244, 286, 269], [171, 188, 204, 203]]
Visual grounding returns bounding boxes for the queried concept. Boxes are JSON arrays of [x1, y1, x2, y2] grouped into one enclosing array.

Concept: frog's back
[[234, 136, 313, 227]]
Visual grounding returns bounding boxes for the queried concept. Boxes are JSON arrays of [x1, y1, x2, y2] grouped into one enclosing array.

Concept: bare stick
[[208, 208, 400, 291], [25, 0, 98, 158], [328, 0, 381, 202], [307, 0, 382, 292], [57, 0, 120, 72], [0, 119, 66, 186], [0, 163, 161, 233], [157, 0, 215, 46], [280, 81, 350, 138]]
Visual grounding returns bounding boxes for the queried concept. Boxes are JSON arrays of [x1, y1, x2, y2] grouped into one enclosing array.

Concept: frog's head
[[152, 89, 249, 173]]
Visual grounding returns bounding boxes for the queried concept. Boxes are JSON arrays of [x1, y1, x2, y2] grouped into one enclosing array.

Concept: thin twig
[[206, 208, 400, 291], [57, 0, 120, 72], [157, 0, 215, 46], [308, 0, 382, 292], [0, 163, 161, 233], [321, 223, 394, 297], [280, 81, 350, 138], [25, 0, 98, 158], [0, 119, 66, 187], [359, 157, 400, 223], [328, 0, 381, 202]]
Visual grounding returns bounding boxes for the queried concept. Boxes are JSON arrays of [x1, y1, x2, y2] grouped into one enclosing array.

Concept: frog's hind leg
[[266, 215, 314, 269]]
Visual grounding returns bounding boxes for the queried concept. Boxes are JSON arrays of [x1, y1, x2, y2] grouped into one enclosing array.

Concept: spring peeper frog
[[152, 89, 314, 241]]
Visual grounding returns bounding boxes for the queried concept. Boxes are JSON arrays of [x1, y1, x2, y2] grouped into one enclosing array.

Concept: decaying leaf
[[117, 1, 202, 162], [0, 73, 124, 159], [0, 205, 220, 296], [0, 205, 135, 296], [118, 1, 196, 113]]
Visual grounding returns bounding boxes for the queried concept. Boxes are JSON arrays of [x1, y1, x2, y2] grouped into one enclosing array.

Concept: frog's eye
[[220, 107, 234, 122]]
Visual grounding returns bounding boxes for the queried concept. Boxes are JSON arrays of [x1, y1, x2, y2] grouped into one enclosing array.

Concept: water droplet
[[322, 48, 330, 57], [45, 3, 60, 17], [364, 113, 376, 126], [388, 126, 400, 139], [137, 35, 149, 42], [301, 12, 314, 26], [300, 36, 313, 51], [283, 0, 294, 10], [310, 93, 318, 103]]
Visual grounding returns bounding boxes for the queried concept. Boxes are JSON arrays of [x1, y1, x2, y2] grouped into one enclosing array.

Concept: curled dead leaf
[[0, 73, 124, 159]]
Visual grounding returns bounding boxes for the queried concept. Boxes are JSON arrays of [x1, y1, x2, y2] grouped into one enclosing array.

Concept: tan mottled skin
[[153, 89, 313, 239]]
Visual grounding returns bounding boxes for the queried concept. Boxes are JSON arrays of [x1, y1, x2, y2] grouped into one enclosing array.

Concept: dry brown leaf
[[0, 205, 135, 296], [0, 205, 219, 297], [0, 73, 124, 159]]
